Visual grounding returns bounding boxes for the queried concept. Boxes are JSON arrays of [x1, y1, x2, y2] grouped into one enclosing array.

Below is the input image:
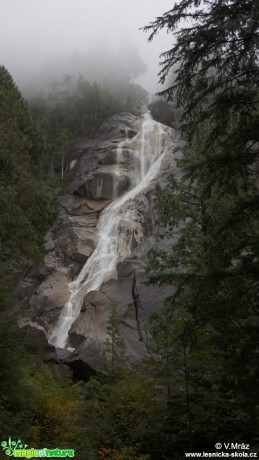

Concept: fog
[[0, 0, 175, 96]]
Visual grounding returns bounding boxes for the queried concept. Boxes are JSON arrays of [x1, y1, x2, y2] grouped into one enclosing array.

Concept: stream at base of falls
[[48, 113, 172, 349]]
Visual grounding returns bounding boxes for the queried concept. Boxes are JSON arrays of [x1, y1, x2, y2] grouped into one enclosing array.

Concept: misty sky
[[0, 0, 174, 94]]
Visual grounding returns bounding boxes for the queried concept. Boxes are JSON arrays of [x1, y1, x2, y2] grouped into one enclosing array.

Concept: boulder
[[68, 278, 135, 347], [28, 269, 70, 327], [76, 172, 130, 200], [70, 337, 104, 373], [14, 278, 37, 301], [148, 99, 175, 126], [19, 320, 54, 352]]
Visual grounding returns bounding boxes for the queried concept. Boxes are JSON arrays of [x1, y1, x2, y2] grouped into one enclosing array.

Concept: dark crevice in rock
[[45, 348, 96, 382], [67, 359, 96, 382], [132, 272, 143, 342]]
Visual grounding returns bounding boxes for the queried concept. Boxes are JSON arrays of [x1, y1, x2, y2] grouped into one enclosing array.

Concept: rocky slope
[[15, 111, 179, 378]]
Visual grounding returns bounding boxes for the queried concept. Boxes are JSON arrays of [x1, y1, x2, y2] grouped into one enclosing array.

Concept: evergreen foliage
[[0, 65, 150, 460], [0, 66, 85, 453], [0, 65, 54, 268], [1, 4, 259, 454], [102, 306, 127, 381], [143, 0, 259, 455], [29, 74, 148, 177], [143, 0, 259, 141]]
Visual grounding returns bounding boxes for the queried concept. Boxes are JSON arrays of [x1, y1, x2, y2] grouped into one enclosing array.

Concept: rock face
[[148, 99, 175, 127], [15, 111, 178, 375]]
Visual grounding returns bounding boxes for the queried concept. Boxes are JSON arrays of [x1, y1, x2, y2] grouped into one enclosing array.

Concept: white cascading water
[[48, 113, 172, 349]]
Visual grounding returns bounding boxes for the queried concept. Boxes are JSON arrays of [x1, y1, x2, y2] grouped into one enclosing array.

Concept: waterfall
[[48, 113, 172, 349]]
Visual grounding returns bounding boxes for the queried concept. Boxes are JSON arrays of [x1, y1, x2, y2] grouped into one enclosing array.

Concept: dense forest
[[0, 0, 258, 459]]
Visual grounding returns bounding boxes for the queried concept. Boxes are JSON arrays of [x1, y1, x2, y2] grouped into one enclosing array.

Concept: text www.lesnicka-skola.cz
[[185, 453, 258, 458]]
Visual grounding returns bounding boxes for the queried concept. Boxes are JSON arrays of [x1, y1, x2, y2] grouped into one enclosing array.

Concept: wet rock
[[98, 112, 137, 138], [118, 127, 137, 138], [67, 277, 147, 364], [14, 278, 37, 301], [19, 320, 54, 352], [68, 290, 113, 346], [43, 230, 55, 251], [43, 254, 57, 271], [70, 337, 103, 373], [99, 151, 118, 165], [77, 172, 130, 200], [84, 199, 110, 211], [28, 270, 70, 327], [14, 111, 179, 372], [120, 323, 147, 363], [54, 347, 74, 361], [148, 99, 175, 127]]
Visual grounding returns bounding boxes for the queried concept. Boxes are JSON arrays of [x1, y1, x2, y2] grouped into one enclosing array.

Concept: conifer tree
[[0, 67, 55, 446], [146, 4, 258, 436], [148, 132, 259, 448], [143, 0, 259, 145], [0, 66, 53, 265], [143, 4, 259, 445], [144, 305, 249, 456], [102, 306, 127, 381]]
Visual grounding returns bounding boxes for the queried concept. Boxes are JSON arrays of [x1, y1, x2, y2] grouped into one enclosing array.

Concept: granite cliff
[[15, 111, 179, 378]]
